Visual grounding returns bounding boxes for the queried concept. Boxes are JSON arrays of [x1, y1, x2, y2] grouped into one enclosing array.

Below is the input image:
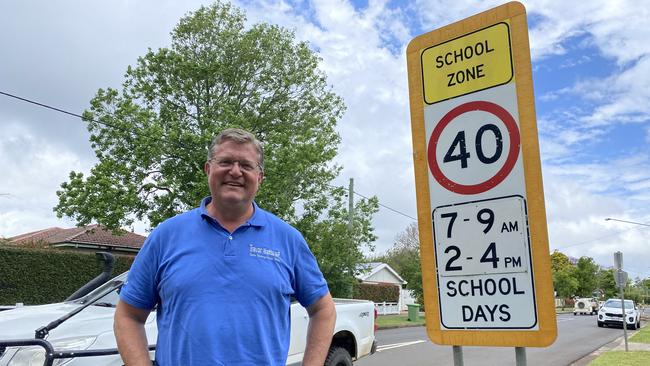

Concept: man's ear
[[204, 162, 211, 175]]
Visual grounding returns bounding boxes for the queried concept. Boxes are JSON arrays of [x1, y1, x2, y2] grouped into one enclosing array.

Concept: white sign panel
[[433, 195, 536, 328], [425, 84, 538, 329]]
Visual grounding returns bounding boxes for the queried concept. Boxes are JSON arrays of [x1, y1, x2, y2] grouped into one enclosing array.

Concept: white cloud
[[0, 122, 94, 237]]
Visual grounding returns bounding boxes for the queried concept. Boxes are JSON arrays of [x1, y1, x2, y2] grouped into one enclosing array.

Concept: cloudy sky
[[1, 0, 649, 279]]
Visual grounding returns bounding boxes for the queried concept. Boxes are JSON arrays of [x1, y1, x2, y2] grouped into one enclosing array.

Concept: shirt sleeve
[[293, 236, 329, 308], [119, 229, 161, 310]]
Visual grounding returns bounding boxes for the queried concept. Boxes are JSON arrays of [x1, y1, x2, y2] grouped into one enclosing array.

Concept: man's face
[[205, 140, 263, 208]]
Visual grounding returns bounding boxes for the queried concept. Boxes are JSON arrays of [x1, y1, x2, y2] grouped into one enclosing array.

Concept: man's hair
[[207, 128, 264, 171]]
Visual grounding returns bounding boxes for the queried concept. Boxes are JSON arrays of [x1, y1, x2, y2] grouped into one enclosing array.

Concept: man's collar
[[199, 196, 265, 227]]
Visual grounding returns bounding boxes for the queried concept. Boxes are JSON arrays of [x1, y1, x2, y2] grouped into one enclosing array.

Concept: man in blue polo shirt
[[114, 128, 336, 366]]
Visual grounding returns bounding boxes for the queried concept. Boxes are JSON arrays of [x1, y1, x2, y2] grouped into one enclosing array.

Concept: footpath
[[571, 322, 650, 365]]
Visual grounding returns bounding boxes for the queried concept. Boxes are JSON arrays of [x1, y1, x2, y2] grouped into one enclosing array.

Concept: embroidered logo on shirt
[[249, 244, 281, 262]]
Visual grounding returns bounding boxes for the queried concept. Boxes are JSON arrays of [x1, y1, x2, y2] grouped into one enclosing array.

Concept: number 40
[[443, 123, 503, 168]]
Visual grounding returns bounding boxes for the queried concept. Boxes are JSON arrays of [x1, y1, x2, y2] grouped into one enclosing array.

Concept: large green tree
[[553, 267, 578, 309], [55, 2, 345, 228], [629, 278, 650, 304], [550, 250, 572, 273], [550, 250, 578, 307], [596, 268, 617, 299], [575, 256, 599, 297], [54, 2, 378, 295]]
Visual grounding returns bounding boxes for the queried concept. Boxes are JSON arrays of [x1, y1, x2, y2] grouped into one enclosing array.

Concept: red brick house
[[7, 224, 146, 256]]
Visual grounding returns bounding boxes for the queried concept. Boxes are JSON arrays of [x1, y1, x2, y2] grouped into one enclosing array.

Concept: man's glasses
[[210, 158, 261, 173]]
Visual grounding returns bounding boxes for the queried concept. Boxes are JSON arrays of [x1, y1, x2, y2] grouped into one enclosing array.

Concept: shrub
[[352, 282, 400, 303], [0, 246, 133, 305]]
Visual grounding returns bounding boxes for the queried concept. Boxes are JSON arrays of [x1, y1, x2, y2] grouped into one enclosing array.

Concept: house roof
[[356, 262, 407, 284], [8, 224, 146, 250]]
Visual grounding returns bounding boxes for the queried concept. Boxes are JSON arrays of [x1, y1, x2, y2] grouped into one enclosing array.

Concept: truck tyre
[[325, 347, 353, 366]]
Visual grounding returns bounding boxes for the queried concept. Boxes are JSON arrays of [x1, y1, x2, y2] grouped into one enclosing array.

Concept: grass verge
[[376, 313, 425, 329], [588, 324, 649, 365], [630, 324, 650, 343], [556, 307, 575, 314], [588, 351, 650, 366]]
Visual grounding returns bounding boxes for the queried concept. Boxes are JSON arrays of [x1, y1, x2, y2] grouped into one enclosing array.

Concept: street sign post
[[615, 270, 628, 288], [613, 252, 630, 351], [614, 251, 623, 270], [406, 2, 556, 347]]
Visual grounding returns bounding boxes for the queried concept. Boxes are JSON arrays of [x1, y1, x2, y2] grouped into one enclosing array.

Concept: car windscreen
[[603, 300, 634, 309], [72, 272, 128, 306]]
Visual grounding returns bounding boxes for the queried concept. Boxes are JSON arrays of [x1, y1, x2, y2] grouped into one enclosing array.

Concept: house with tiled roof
[[7, 224, 146, 255]]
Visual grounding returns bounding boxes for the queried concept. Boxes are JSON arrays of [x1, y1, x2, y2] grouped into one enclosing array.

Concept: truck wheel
[[597, 321, 603, 327], [324, 347, 353, 366]]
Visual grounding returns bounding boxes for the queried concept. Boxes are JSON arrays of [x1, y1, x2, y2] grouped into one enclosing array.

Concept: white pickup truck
[[0, 272, 376, 366]]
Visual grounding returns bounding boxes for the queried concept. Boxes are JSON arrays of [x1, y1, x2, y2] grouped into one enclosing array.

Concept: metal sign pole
[[453, 346, 464, 366], [515, 347, 527, 366], [620, 280, 629, 352], [614, 252, 629, 352]]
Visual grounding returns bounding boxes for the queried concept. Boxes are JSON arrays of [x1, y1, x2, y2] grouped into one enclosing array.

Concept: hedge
[[0, 246, 133, 305], [352, 282, 400, 303]]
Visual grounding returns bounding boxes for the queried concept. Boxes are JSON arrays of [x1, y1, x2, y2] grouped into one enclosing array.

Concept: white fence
[[401, 289, 416, 311], [376, 302, 400, 315]]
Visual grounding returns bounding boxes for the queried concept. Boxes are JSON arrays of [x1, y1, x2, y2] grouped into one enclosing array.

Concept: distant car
[[574, 298, 598, 315], [597, 298, 642, 329]]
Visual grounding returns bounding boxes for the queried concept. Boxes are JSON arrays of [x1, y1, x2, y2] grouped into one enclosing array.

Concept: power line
[[556, 221, 649, 251], [0, 89, 198, 157], [0, 90, 122, 131], [554, 227, 641, 250], [605, 218, 650, 227], [353, 190, 417, 221], [327, 183, 417, 221]]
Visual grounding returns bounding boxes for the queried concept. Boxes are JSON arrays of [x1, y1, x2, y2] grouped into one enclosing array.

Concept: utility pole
[[348, 178, 354, 232]]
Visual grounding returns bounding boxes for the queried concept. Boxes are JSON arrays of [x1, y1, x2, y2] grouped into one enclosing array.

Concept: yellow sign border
[[406, 1, 557, 347]]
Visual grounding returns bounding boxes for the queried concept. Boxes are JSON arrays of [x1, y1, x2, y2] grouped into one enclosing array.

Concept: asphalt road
[[356, 312, 641, 366]]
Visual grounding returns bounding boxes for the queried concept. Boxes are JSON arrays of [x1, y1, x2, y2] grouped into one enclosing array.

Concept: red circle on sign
[[427, 101, 520, 195]]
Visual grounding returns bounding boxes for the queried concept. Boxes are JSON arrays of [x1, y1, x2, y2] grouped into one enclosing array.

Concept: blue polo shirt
[[120, 198, 329, 366]]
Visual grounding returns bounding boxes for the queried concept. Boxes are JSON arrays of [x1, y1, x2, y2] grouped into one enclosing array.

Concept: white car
[[573, 298, 598, 315], [0, 272, 376, 366], [597, 298, 642, 330]]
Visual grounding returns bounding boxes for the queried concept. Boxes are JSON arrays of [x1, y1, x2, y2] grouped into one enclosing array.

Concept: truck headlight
[[6, 346, 45, 366], [8, 337, 96, 366]]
